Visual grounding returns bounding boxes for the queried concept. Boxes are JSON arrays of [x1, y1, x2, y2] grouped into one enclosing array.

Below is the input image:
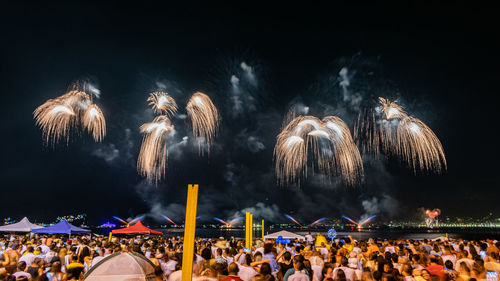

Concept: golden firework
[[186, 92, 220, 154], [83, 104, 106, 142], [33, 89, 106, 146], [355, 97, 446, 174], [137, 115, 174, 183], [147, 91, 178, 116], [274, 115, 363, 186]]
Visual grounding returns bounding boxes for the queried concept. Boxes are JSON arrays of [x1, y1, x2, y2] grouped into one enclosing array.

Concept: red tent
[[111, 220, 163, 235]]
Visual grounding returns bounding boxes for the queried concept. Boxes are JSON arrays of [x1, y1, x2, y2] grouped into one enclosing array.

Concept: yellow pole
[[249, 213, 253, 248], [245, 212, 250, 248], [181, 184, 199, 281], [262, 219, 264, 240], [108, 232, 112, 242]]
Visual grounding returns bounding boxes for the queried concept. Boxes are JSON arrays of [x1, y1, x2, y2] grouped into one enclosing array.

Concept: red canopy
[[111, 220, 162, 235]]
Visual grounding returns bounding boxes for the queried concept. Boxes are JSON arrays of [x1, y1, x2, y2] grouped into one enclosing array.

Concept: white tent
[[84, 252, 156, 281], [0, 217, 43, 232], [264, 230, 305, 241]]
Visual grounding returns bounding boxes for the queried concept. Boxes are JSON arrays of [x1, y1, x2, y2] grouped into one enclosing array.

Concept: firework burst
[[147, 91, 178, 116], [33, 82, 106, 146], [355, 97, 446, 174], [83, 104, 106, 142], [274, 115, 363, 186], [186, 92, 220, 154], [137, 116, 174, 183]]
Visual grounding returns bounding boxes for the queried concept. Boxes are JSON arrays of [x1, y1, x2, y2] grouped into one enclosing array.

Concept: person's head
[[254, 252, 263, 261], [228, 263, 239, 275], [260, 262, 272, 276], [245, 253, 253, 265], [201, 247, 212, 260], [264, 242, 273, 254], [401, 263, 412, 276], [445, 260, 454, 270], [391, 253, 398, 263], [340, 256, 348, 267], [294, 260, 305, 271], [51, 261, 62, 273], [217, 248, 223, 256], [421, 270, 431, 280], [336, 269, 347, 281], [27, 246, 34, 253], [17, 261, 27, 271], [322, 264, 334, 280], [383, 262, 393, 273], [433, 244, 440, 252], [283, 251, 292, 261]]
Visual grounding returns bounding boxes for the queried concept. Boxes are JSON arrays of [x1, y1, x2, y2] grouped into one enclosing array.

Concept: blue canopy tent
[[32, 220, 91, 236]]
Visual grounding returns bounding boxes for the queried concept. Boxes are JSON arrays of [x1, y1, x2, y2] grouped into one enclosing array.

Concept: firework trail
[[137, 116, 174, 183], [186, 92, 220, 154], [274, 115, 363, 186], [355, 97, 446, 174], [33, 81, 106, 146], [213, 217, 230, 226], [341, 216, 359, 226], [284, 214, 302, 227], [161, 214, 178, 226], [128, 215, 145, 225], [112, 216, 128, 225], [148, 91, 178, 116], [358, 215, 376, 226], [228, 217, 243, 226], [308, 217, 327, 226]]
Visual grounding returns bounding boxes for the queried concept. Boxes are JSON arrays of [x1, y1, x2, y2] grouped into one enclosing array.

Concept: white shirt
[[289, 270, 310, 281], [319, 248, 329, 260], [162, 259, 178, 276], [255, 247, 264, 255], [312, 265, 323, 281], [305, 235, 314, 243], [40, 244, 50, 254], [442, 255, 457, 267], [404, 276, 417, 281], [19, 252, 36, 266], [91, 256, 105, 267], [385, 246, 396, 254], [455, 258, 475, 271], [238, 264, 258, 281], [333, 266, 356, 281], [13, 271, 32, 280], [169, 270, 183, 281]]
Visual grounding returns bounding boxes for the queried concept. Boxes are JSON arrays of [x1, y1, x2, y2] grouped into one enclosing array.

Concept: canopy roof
[[84, 251, 156, 281], [0, 217, 43, 232], [264, 230, 305, 241], [32, 220, 91, 234], [112, 221, 162, 235]]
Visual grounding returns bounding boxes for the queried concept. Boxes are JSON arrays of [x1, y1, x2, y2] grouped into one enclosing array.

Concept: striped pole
[[181, 184, 199, 281]]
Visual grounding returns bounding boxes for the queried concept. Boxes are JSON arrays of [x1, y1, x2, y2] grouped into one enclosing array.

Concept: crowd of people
[[1, 232, 500, 281]]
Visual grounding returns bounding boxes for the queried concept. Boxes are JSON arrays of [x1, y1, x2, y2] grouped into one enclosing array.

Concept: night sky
[[1, 2, 498, 225]]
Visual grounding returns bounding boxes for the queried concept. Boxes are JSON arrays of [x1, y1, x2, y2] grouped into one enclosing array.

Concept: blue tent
[[32, 220, 91, 234]]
